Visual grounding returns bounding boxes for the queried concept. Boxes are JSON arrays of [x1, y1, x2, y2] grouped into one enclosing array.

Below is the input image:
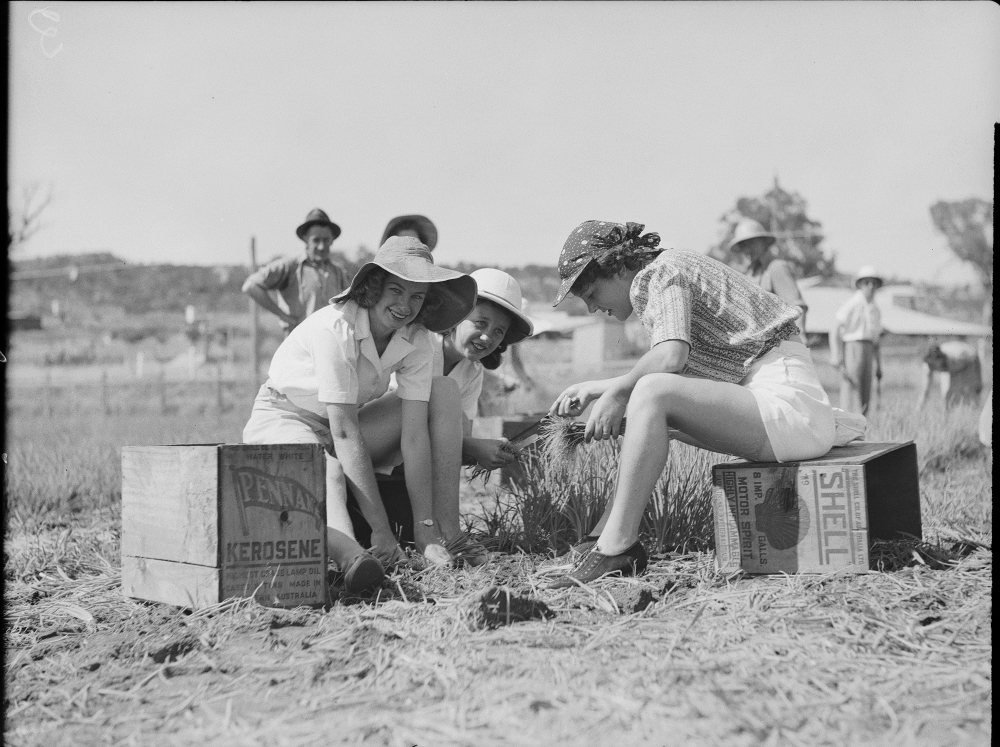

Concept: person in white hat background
[[242, 208, 352, 335], [916, 339, 983, 411], [830, 266, 884, 415], [728, 219, 809, 344], [242, 236, 478, 593], [379, 268, 535, 565]]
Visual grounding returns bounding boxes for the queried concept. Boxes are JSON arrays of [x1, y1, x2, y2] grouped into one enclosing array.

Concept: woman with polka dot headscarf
[[546, 220, 839, 587]]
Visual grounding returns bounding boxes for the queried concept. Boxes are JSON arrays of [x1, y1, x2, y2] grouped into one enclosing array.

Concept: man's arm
[[242, 281, 298, 328], [242, 259, 300, 327]]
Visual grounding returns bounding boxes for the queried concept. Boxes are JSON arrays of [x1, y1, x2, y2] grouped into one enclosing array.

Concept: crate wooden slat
[[122, 444, 327, 609], [122, 556, 221, 610], [122, 446, 219, 565]]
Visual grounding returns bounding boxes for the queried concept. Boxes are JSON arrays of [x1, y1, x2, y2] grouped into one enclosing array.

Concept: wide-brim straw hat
[[331, 236, 476, 332], [469, 268, 534, 345], [296, 208, 341, 240], [727, 219, 776, 252], [854, 265, 884, 288], [381, 215, 438, 251]]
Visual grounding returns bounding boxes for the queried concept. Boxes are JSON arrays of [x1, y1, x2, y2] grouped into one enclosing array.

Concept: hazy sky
[[9, 1, 998, 285]]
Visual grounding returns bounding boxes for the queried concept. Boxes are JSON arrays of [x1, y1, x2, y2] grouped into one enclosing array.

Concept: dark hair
[[350, 268, 389, 308], [414, 289, 444, 328], [480, 341, 508, 370], [570, 246, 662, 296], [348, 267, 444, 328], [923, 344, 948, 371]]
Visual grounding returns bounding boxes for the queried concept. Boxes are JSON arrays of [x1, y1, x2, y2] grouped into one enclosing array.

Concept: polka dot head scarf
[[552, 221, 661, 306]]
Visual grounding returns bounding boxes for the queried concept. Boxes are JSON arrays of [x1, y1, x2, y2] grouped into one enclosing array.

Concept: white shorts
[[242, 384, 399, 473], [242, 385, 334, 450], [741, 340, 836, 463]]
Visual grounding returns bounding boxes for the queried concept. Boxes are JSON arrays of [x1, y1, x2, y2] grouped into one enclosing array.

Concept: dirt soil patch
[[5, 545, 991, 747]]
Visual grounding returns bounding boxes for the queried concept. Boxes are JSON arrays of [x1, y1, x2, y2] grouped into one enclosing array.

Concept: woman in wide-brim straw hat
[[243, 236, 477, 592], [376, 267, 535, 565], [830, 265, 884, 415], [546, 220, 842, 587]]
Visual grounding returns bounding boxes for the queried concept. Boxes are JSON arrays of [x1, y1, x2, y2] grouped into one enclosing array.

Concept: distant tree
[[8, 182, 54, 252], [929, 198, 993, 325], [710, 177, 834, 278]]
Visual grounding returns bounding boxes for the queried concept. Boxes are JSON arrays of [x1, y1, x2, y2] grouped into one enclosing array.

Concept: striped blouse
[[630, 250, 801, 384]]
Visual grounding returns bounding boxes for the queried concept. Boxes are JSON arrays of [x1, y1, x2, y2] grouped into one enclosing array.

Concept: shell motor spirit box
[[712, 442, 921, 574], [122, 444, 327, 609]]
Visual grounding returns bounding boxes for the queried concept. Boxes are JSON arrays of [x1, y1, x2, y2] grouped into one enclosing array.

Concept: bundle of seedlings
[[538, 416, 628, 468]]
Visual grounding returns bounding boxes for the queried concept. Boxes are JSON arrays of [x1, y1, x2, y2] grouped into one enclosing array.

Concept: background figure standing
[[979, 389, 992, 449], [242, 208, 351, 335], [728, 219, 809, 344], [830, 265, 883, 415], [917, 340, 983, 410], [381, 215, 438, 251]]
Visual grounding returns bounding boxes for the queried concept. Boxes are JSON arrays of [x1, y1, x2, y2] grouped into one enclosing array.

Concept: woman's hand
[[467, 438, 518, 470], [369, 529, 406, 568], [549, 380, 613, 418], [584, 383, 629, 442]]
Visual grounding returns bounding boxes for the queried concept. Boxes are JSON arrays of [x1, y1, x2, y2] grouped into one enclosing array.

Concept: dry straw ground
[[4, 347, 993, 747]]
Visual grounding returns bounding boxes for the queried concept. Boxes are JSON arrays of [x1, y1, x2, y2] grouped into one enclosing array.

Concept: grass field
[[3, 340, 992, 747]]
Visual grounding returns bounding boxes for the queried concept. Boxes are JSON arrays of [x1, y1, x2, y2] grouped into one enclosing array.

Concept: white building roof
[[799, 281, 991, 337]]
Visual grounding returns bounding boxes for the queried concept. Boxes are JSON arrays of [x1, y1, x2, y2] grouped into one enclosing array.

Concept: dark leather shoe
[[547, 541, 648, 589], [343, 552, 385, 594], [554, 536, 599, 564]]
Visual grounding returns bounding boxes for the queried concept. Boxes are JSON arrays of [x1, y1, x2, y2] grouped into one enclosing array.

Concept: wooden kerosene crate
[[712, 441, 921, 574], [122, 444, 327, 609]]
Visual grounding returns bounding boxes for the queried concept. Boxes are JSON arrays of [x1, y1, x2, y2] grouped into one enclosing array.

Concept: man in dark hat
[[242, 208, 352, 334]]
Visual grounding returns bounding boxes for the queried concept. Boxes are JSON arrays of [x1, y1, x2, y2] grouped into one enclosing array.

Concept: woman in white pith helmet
[[380, 268, 535, 565]]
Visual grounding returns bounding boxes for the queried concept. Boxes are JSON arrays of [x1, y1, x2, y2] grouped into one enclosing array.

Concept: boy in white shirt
[[830, 266, 883, 415]]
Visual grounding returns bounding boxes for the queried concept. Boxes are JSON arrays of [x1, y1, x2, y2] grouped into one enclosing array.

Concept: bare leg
[[358, 379, 465, 542], [428, 376, 465, 539], [595, 373, 774, 556]]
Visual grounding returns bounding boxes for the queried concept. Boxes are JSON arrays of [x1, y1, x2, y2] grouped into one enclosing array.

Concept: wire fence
[[6, 371, 262, 419]]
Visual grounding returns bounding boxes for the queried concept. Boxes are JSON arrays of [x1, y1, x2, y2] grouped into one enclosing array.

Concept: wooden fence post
[[101, 369, 110, 415], [159, 365, 167, 415], [250, 236, 260, 388], [216, 362, 224, 414]]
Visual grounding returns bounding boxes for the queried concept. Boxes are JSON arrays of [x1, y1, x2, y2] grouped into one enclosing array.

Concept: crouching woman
[[243, 237, 477, 593], [376, 268, 535, 565], [548, 221, 836, 586]]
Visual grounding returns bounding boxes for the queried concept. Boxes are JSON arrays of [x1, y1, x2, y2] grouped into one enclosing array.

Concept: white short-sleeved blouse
[[266, 299, 435, 417]]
